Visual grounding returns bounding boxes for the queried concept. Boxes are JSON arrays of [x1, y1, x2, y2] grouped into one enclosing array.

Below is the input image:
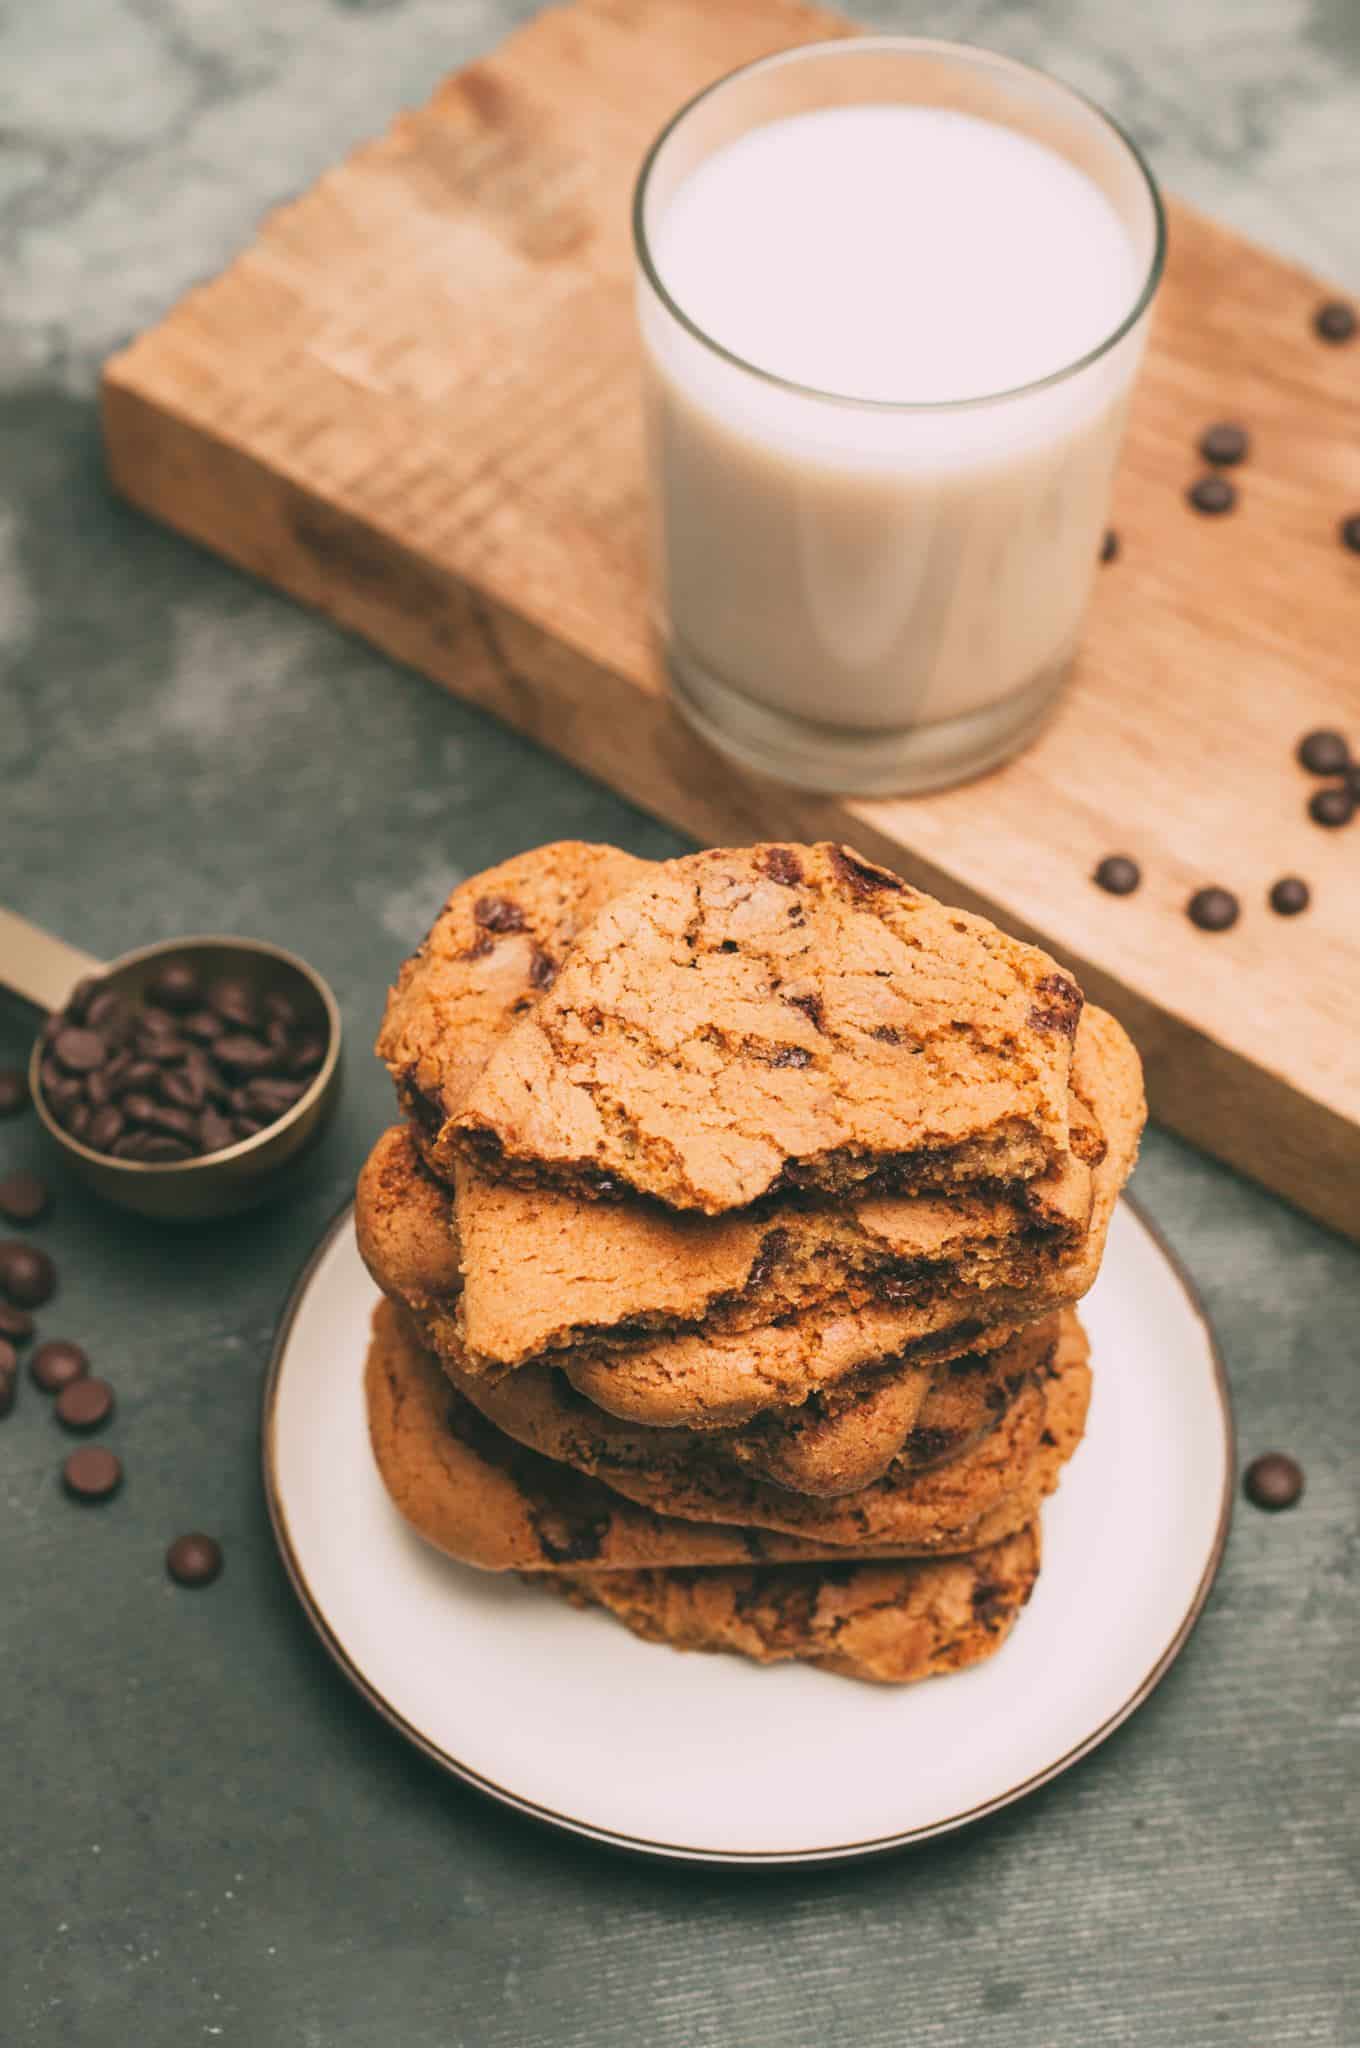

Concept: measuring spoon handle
[[0, 908, 103, 1014]]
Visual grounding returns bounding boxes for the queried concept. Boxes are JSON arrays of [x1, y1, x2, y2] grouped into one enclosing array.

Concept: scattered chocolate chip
[[1269, 877, 1310, 916], [1340, 514, 1360, 555], [1243, 1451, 1304, 1511], [1314, 299, 1356, 343], [1308, 785, 1354, 828], [166, 1533, 224, 1588], [1094, 854, 1140, 896], [0, 1241, 56, 1308], [0, 1302, 34, 1344], [1198, 422, 1249, 466], [1187, 475, 1236, 515], [1100, 528, 1119, 563], [474, 895, 527, 933], [62, 1446, 122, 1503], [31, 1339, 88, 1392], [1297, 728, 1350, 776], [56, 1376, 114, 1431], [206, 977, 262, 1032], [1187, 887, 1239, 933], [52, 1026, 105, 1074], [0, 1172, 51, 1225], [0, 1068, 29, 1117]]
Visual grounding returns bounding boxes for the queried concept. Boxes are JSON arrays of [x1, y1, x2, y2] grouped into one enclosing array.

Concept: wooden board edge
[[99, 367, 1360, 1244]]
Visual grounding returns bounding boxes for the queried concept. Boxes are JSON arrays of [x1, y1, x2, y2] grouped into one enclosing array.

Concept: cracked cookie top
[[453, 842, 1083, 1212]]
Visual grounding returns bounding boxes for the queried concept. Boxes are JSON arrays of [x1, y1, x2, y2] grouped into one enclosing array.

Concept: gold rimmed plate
[[261, 1196, 1232, 1865]]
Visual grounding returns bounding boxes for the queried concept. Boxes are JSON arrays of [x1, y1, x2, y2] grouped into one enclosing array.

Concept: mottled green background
[[2, 3, 1357, 2043]]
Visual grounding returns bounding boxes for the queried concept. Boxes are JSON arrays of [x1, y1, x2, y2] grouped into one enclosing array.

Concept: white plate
[[262, 1197, 1232, 1865]]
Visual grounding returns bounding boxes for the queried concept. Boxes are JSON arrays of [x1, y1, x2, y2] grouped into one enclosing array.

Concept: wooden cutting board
[[100, 0, 1360, 1240]]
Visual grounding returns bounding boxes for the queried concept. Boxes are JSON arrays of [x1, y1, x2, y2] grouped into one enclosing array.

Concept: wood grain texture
[[100, 0, 1360, 1240]]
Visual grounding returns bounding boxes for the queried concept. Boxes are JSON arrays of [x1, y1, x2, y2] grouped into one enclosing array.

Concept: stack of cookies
[[359, 841, 1144, 1685]]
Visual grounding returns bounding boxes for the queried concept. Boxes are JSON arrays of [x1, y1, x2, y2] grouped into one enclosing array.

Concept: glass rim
[[631, 35, 1168, 414]]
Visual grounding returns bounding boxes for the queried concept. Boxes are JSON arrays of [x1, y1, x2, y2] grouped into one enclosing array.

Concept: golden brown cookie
[[551, 1523, 1041, 1684], [558, 1005, 1138, 1427], [376, 841, 654, 1164], [443, 1315, 1054, 1508], [446, 1313, 1088, 1552], [364, 1299, 969, 1572], [453, 842, 1083, 1212]]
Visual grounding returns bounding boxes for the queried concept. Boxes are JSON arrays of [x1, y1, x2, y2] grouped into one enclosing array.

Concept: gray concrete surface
[[2, 3, 1357, 2044]]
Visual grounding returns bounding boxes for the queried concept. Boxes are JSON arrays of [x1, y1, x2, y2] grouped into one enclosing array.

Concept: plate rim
[[260, 1193, 1236, 1867]]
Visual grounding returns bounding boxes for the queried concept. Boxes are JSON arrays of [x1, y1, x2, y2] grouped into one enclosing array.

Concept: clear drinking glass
[[633, 39, 1165, 796]]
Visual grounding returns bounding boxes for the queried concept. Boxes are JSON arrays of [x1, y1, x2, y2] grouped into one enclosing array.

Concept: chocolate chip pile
[[1, 1067, 223, 1580], [39, 961, 327, 1162], [1093, 720, 1355, 930]]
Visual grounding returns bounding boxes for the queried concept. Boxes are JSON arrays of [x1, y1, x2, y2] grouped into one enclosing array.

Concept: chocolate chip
[[1340, 515, 1360, 555], [474, 896, 527, 933], [53, 1026, 105, 1074], [56, 1376, 114, 1432], [111, 1132, 159, 1161], [117, 1060, 161, 1095], [0, 1303, 34, 1344], [1269, 877, 1310, 916], [783, 989, 825, 1032], [1094, 854, 1140, 896], [31, 1339, 87, 1393], [181, 1009, 224, 1045], [166, 1533, 224, 1587], [1308, 785, 1354, 828], [1187, 475, 1236, 515], [241, 1077, 307, 1118], [62, 1446, 122, 1503], [1028, 973, 1082, 1037], [145, 1103, 200, 1145], [0, 1172, 50, 1225], [87, 1105, 125, 1151], [231, 1116, 268, 1141], [1243, 1451, 1303, 1511], [85, 988, 131, 1039], [288, 1035, 327, 1077], [214, 1034, 276, 1076], [0, 1068, 29, 1117], [137, 1134, 196, 1163], [137, 1007, 180, 1040], [65, 1102, 91, 1143], [147, 961, 202, 1013], [1314, 299, 1356, 343], [528, 946, 557, 991], [759, 847, 804, 887], [39, 1058, 82, 1109], [198, 1109, 237, 1154], [0, 1242, 56, 1308], [1100, 528, 1119, 563], [829, 846, 906, 896], [121, 1092, 161, 1126], [1198, 422, 1249, 466], [1187, 887, 1239, 932], [1297, 728, 1350, 776], [763, 1044, 814, 1069], [264, 991, 298, 1031], [207, 977, 262, 1032], [0, 1369, 14, 1418], [159, 1066, 205, 1111]]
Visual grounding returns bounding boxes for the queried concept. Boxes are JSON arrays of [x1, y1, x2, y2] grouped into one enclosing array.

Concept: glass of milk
[[633, 39, 1165, 795]]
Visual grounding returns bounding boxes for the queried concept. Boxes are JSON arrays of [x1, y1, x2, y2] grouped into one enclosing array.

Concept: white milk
[[638, 101, 1154, 787]]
